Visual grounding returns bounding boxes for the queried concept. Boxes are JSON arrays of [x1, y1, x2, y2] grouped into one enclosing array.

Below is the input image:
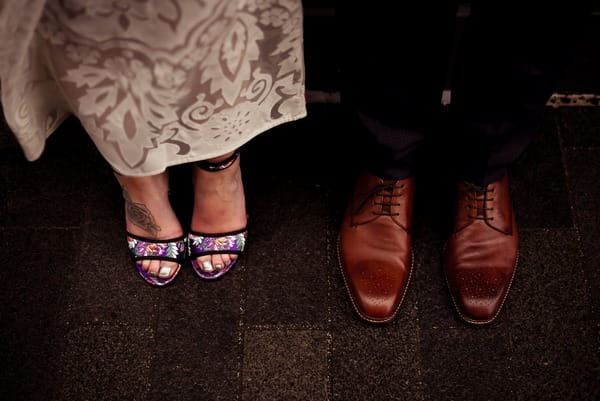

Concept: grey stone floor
[[1, 7, 600, 401]]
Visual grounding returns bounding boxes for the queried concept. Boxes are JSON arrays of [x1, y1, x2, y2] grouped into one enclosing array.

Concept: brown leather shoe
[[338, 171, 414, 323], [444, 174, 518, 324]]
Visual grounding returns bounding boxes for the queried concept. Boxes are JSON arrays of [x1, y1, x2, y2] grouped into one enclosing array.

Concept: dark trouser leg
[[450, 1, 590, 185], [336, 2, 457, 180], [443, 3, 590, 325]]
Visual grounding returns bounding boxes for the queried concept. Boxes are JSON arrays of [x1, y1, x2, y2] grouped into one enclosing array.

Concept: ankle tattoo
[[122, 188, 161, 236]]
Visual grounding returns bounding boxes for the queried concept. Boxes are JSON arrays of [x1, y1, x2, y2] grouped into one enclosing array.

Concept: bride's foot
[[116, 171, 185, 285], [190, 150, 248, 279]]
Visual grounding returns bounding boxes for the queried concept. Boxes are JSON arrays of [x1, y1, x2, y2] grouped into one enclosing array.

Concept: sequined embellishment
[[188, 232, 246, 254], [188, 230, 247, 280], [127, 234, 187, 286]]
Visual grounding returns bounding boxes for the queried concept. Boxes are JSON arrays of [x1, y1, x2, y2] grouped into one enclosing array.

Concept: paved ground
[[1, 6, 599, 401]]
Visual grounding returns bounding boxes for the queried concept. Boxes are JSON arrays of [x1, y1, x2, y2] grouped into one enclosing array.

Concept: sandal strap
[[195, 149, 240, 172], [127, 233, 187, 263], [188, 229, 247, 257]]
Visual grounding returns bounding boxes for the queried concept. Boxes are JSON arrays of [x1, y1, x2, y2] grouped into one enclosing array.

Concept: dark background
[[1, 3, 598, 400]]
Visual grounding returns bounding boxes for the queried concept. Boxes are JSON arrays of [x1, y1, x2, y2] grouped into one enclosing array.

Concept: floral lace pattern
[[0, 0, 305, 175]]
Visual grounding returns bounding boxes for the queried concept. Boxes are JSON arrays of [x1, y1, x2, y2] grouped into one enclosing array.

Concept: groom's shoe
[[338, 171, 414, 323], [444, 174, 518, 324]]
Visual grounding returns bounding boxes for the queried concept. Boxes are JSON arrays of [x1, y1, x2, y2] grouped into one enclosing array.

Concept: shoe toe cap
[[345, 261, 411, 322], [448, 268, 514, 323]]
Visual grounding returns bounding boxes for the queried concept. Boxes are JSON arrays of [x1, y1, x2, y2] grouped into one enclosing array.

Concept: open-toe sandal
[[127, 233, 187, 286], [188, 228, 247, 280], [189, 149, 247, 280]]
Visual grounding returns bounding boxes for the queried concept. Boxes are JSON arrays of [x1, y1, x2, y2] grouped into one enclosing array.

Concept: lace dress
[[0, 0, 306, 175]]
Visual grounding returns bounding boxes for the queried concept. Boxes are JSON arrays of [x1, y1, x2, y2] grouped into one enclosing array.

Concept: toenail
[[202, 261, 214, 272], [159, 267, 172, 278]]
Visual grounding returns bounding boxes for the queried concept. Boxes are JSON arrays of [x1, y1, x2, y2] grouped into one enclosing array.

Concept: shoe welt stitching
[[336, 234, 414, 324], [442, 242, 519, 325]]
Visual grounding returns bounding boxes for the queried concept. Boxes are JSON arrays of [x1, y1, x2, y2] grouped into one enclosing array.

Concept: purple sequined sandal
[[190, 149, 247, 280], [127, 233, 187, 286], [188, 228, 247, 280]]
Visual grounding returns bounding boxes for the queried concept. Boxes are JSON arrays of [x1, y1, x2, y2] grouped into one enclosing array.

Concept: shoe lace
[[464, 182, 494, 221], [368, 183, 404, 217]]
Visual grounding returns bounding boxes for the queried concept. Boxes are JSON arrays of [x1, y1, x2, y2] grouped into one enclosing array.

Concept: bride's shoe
[[189, 150, 247, 280], [188, 229, 247, 280], [127, 233, 187, 286]]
